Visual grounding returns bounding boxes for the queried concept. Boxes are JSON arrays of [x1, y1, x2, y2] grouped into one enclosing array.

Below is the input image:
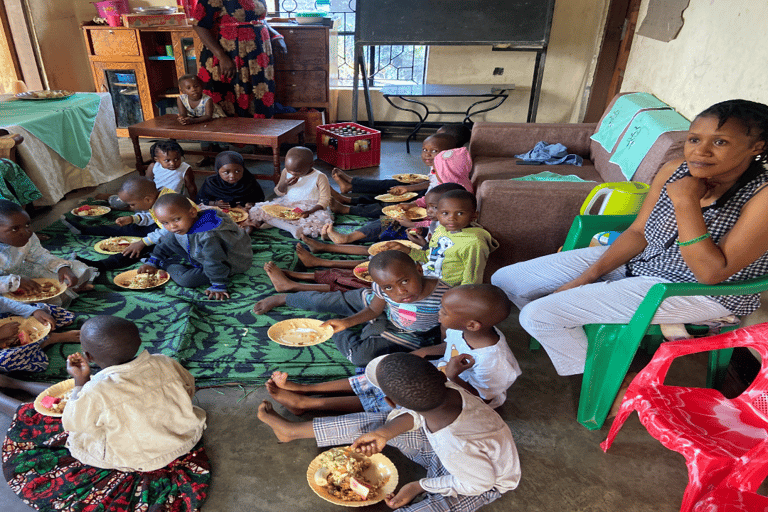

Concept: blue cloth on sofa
[[515, 142, 583, 166]]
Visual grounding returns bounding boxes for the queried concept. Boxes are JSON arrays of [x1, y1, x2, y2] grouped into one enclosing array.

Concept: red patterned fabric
[[601, 322, 768, 512]]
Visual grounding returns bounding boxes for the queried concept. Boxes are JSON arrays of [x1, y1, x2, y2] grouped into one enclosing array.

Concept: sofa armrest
[[476, 179, 596, 279], [469, 121, 598, 160]]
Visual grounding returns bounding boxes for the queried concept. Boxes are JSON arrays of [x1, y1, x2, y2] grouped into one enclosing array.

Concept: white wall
[[621, 0, 768, 118]]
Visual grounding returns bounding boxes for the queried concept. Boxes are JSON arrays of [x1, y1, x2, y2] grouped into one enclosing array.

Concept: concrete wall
[[621, 0, 768, 118]]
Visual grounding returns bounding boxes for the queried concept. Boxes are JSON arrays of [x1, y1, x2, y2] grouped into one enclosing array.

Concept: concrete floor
[[0, 135, 717, 511]]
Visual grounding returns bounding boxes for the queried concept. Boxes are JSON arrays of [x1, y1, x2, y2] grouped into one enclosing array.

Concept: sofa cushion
[[472, 157, 599, 189]]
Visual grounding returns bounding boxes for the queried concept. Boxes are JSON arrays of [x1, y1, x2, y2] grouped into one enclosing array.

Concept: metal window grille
[[276, 0, 426, 85]]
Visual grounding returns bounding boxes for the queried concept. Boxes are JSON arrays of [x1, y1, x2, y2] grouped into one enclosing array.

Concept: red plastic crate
[[316, 122, 381, 170]]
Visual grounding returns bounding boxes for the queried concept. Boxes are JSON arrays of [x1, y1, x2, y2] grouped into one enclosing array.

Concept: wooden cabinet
[[82, 23, 332, 137]]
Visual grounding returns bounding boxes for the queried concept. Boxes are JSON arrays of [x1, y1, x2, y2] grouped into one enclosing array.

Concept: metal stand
[[352, 44, 375, 128]]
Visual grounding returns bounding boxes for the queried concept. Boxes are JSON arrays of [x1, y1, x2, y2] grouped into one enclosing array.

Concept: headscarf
[[431, 147, 474, 194], [197, 151, 265, 206]]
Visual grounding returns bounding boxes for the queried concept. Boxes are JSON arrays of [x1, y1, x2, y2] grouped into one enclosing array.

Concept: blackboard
[[354, 0, 557, 47]]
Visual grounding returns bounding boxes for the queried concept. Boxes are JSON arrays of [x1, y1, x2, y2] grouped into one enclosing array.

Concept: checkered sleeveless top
[[626, 160, 768, 316]]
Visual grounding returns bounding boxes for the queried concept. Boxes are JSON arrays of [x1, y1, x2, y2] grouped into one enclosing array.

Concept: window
[[274, 0, 426, 85]]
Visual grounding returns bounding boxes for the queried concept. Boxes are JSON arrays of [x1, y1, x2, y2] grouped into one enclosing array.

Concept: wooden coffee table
[[127, 115, 305, 183]]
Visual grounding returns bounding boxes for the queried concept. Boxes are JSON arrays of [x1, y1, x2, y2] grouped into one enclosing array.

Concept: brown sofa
[[471, 93, 688, 279]]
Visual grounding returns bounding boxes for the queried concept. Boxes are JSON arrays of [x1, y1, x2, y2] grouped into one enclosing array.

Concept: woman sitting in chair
[[492, 99, 768, 376]]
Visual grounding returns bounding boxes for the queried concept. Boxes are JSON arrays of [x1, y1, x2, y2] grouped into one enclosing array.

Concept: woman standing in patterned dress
[[192, 0, 288, 119]]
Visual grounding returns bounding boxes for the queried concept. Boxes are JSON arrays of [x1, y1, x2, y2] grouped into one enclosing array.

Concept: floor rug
[[20, 211, 373, 386]]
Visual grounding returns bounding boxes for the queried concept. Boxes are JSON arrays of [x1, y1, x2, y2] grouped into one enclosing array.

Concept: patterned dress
[[192, 0, 276, 118]]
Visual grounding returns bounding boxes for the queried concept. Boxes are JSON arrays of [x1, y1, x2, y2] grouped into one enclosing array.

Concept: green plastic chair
[[537, 214, 768, 431]]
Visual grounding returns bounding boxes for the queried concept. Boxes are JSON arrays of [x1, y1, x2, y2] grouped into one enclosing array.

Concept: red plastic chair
[[601, 322, 768, 512]]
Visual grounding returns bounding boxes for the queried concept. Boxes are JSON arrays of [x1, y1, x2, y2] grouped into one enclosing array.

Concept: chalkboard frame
[[354, 0, 557, 47]]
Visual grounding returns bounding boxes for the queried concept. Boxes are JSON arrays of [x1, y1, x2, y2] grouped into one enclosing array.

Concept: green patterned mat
[[20, 211, 373, 386]]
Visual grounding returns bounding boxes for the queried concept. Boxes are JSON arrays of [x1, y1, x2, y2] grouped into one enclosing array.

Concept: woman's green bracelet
[[677, 232, 711, 247]]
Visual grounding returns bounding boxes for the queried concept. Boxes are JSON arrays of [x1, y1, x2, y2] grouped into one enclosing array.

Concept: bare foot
[[331, 168, 353, 194], [298, 234, 330, 253], [263, 261, 300, 292], [330, 188, 351, 204], [270, 370, 308, 393], [330, 198, 350, 215], [320, 223, 331, 241], [266, 379, 307, 415], [325, 225, 352, 245], [296, 243, 327, 268], [72, 283, 95, 293], [257, 400, 301, 443], [252, 294, 287, 315], [46, 330, 80, 344]]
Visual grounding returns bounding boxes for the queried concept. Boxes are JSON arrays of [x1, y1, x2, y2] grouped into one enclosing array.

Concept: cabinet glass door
[[181, 37, 198, 76], [104, 69, 144, 128]]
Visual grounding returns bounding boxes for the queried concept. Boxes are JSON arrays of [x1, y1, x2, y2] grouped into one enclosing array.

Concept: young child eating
[[176, 73, 225, 126], [257, 352, 520, 511], [265, 284, 521, 415], [196, 150, 265, 208], [0, 200, 96, 301], [67, 177, 199, 271], [138, 193, 252, 300], [253, 250, 449, 366], [2, 316, 210, 510], [248, 146, 332, 238], [391, 189, 497, 286]]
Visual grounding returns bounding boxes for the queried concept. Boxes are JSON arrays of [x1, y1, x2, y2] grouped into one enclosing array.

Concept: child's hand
[[406, 230, 427, 247], [385, 481, 425, 509], [285, 175, 300, 187], [0, 322, 20, 342], [352, 431, 388, 456], [58, 267, 77, 287], [137, 264, 158, 275], [381, 241, 411, 254], [178, 115, 192, 125], [320, 318, 349, 333], [32, 309, 56, 327], [214, 200, 231, 208], [388, 186, 409, 196], [17, 277, 43, 294], [115, 216, 134, 226], [66, 353, 91, 387], [445, 353, 475, 380], [205, 289, 230, 300], [396, 218, 416, 228], [122, 240, 146, 258], [244, 203, 255, 209]]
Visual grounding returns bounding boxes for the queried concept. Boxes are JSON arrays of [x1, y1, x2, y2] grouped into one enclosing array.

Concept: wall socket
[[493, 67, 504, 75]]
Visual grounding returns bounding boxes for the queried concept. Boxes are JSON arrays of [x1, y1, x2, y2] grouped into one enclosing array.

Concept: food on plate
[[392, 173, 429, 183], [353, 262, 371, 282], [72, 205, 110, 217], [0, 317, 51, 348], [267, 319, 333, 347], [314, 448, 383, 502], [40, 388, 73, 414], [115, 270, 169, 290], [19, 90, 73, 99], [220, 208, 249, 223], [382, 205, 427, 220], [10, 281, 62, 302], [97, 237, 137, 253], [367, 240, 422, 256], [261, 205, 303, 220], [374, 192, 418, 203]]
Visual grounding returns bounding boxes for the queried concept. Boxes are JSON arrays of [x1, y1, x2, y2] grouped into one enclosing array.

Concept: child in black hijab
[[196, 151, 265, 208]]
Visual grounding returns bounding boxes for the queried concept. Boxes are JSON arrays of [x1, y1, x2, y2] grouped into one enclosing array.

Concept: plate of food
[[374, 192, 418, 203], [368, 240, 422, 256], [392, 173, 429, 184], [71, 205, 111, 217], [34, 378, 76, 417], [114, 269, 170, 290], [0, 316, 52, 349], [16, 90, 74, 100], [352, 261, 372, 282], [267, 318, 334, 347], [94, 236, 142, 255], [381, 205, 427, 221], [261, 204, 303, 220], [307, 446, 397, 506], [3, 278, 66, 303], [220, 207, 249, 223]]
